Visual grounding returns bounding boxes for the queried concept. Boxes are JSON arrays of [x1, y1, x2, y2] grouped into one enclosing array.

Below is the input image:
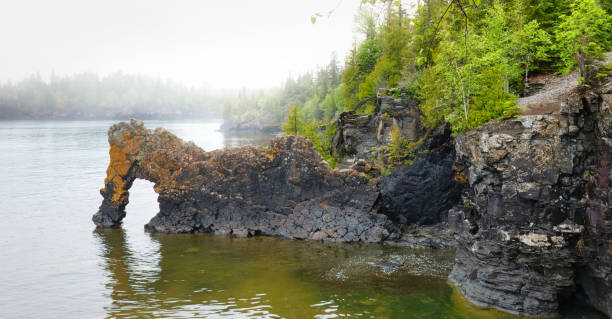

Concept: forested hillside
[[225, 0, 611, 134], [0, 72, 223, 119]]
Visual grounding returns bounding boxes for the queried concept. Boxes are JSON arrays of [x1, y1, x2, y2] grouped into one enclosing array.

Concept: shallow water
[[0, 120, 604, 318]]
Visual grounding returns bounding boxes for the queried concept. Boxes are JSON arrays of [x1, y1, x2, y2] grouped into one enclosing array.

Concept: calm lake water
[[0, 120, 604, 319]]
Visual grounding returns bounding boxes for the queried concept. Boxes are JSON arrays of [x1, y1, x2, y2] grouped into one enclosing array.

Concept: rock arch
[[92, 120, 393, 243]]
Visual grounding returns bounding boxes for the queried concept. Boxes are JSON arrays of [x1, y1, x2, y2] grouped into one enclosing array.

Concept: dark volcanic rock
[[380, 125, 462, 225], [449, 73, 612, 317], [331, 89, 461, 227], [93, 119, 394, 243], [331, 88, 422, 164]]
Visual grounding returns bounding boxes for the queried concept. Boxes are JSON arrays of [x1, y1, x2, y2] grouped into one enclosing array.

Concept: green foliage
[[386, 120, 421, 164], [222, 0, 612, 140], [342, 39, 383, 109], [554, 0, 612, 75], [415, 0, 534, 133], [222, 53, 342, 126], [281, 105, 338, 167], [515, 20, 552, 85], [468, 67, 521, 129], [281, 105, 305, 135]]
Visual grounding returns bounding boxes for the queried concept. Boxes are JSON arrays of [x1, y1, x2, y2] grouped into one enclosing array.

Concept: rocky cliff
[[331, 88, 462, 226], [449, 70, 612, 317], [331, 88, 422, 164], [93, 119, 394, 243], [93, 67, 611, 318]]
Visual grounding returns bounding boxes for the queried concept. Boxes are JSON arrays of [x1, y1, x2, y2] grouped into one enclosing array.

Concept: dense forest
[[225, 0, 611, 128], [220, 0, 611, 165], [2, 0, 610, 129], [0, 72, 224, 119]]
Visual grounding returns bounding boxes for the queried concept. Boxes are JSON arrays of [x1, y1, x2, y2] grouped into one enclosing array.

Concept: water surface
[[0, 120, 603, 318]]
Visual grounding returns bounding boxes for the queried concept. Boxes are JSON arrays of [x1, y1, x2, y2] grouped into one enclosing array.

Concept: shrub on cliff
[[554, 0, 612, 77], [281, 105, 338, 167]]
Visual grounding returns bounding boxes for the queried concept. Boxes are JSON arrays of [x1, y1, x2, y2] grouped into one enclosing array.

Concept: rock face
[[331, 88, 462, 226], [449, 73, 612, 317], [93, 120, 394, 243], [331, 88, 422, 164], [380, 125, 462, 225]]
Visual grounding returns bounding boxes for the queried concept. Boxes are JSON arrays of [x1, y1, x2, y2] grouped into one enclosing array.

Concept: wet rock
[[93, 120, 393, 243]]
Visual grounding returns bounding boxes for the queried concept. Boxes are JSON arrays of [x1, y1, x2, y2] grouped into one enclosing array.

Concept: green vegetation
[[386, 120, 422, 165], [222, 54, 343, 127], [555, 0, 612, 77], [220, 0, 611, 167], [281, 106, 339, 167], [230, 0, 611, 139], [281, 105, 306, 135]]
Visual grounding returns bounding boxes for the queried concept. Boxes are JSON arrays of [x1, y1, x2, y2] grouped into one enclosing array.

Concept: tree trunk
[[525, 56, 530, 89], [577, 50, 586, 78]]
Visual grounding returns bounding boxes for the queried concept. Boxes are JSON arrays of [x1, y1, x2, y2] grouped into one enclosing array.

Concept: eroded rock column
[[449, 79, 612, 317]]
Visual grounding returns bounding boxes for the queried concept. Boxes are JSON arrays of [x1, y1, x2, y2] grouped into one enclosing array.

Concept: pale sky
[[0, 0, 362, 88]]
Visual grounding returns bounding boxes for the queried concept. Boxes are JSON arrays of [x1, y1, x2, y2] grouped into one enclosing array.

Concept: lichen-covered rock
[[450, 73, 612, 317], [93, 120, 394, 243]]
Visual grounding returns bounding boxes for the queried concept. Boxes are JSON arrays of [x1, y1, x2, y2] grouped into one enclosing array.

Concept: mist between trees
[[0, 72, 226, 120], [1, 0, 610, 128], [227, 0, 612, 133]]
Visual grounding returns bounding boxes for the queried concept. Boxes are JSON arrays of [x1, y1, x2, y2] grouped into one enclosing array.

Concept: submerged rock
[[93, 119, 394, 243], [450, 71, 612, 317]]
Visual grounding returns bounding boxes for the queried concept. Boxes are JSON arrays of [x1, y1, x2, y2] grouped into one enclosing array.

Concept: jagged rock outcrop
[[93, 119, 394, 243], [449, 71, 612, 317], [379, 124, 462, 225], [331, 88, 422, 164], [331, 88, 462, 226]]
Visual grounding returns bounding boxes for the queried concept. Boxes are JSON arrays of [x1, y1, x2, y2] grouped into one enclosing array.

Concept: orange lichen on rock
[[102, 131, 142, 204], [265, 152, 274, 162]]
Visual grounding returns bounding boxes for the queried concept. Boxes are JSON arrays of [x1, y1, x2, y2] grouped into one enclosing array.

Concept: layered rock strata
[[449, 74, 612, 317], [93, 120, 394, 243]]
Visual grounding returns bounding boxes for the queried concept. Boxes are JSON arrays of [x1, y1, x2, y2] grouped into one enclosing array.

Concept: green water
[[94, 229, 589, 319]]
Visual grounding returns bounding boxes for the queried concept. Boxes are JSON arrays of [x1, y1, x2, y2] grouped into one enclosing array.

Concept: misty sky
[[0, 0, 362, 88]]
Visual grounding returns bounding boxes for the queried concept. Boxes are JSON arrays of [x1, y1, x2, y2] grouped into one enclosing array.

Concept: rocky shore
[[94, 68, 611, 317], [448, 69, 612, 317], [93, 119, 398, 243]]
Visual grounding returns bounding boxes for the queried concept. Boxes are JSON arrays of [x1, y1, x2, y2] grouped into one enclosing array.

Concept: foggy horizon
[[0, 0, 361, 89]]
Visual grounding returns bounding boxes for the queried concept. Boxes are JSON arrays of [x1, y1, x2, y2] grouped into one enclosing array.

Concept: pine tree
[[281, 105, 305, 135], [515, 20, 552, 87], [555, 0, 612, 76]]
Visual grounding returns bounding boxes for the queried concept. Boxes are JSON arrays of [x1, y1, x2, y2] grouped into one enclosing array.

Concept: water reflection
[[97, 229, 568, 319]]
